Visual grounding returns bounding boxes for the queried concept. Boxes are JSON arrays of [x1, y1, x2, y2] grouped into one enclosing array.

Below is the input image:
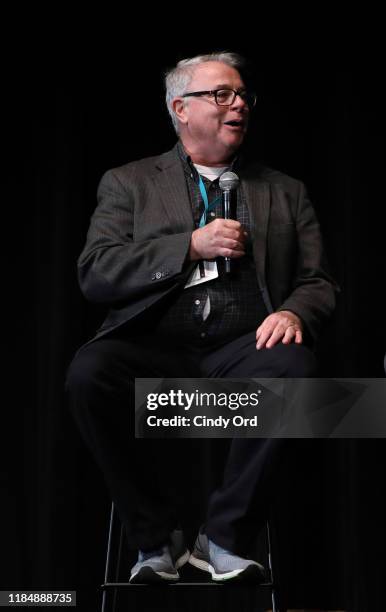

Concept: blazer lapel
[[151, 148, 195, 232], [242, 175, 274, 312]]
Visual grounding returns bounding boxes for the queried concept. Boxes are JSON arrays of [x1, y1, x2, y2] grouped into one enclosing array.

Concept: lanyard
[[198, 175, 222, 228]]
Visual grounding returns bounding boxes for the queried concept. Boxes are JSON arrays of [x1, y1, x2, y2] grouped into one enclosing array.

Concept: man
[[66, 52, 337, 584]]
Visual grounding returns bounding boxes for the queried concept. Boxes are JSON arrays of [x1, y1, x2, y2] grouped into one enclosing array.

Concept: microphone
[[219, 171, 240, 273]]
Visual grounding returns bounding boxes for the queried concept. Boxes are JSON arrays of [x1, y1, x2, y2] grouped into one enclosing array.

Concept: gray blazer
[[78, 145, 338, 343]]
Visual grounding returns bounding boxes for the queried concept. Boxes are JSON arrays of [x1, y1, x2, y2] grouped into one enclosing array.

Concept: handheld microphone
[[219, 171, 240, 273]]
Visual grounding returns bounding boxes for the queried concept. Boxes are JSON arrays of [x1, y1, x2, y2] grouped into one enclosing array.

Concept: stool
[[101, 502, 279, 612]]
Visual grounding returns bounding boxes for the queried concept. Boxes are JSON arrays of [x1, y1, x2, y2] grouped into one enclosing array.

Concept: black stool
[[101, 502, 279, 612]]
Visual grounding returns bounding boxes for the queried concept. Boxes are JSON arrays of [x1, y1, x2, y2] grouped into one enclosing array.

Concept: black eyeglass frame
[[181, 88, 257, 107]]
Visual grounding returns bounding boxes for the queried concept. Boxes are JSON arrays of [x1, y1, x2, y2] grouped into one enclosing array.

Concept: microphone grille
[[219, 171, 239, 191]]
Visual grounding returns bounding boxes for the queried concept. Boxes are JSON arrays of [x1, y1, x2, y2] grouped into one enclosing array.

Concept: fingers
[[266, 324, 289, 349], [256, 323, 278, 350], [207, 225, 246, 258], [281, 326, 302, 345], [190, 219, 247, 260], [219, 225, 247, 244], [256, 313, 303, 350], [221, 247, 245, 258], [256, 324, 291, 350], [212, 220, 246, 256], [294, 329, 303, 344], [223, 219, 243, 231], [220, 238, 245, 256]]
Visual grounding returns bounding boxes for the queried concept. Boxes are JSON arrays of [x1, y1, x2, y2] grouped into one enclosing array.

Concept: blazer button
[[155, 271, 162, 280]]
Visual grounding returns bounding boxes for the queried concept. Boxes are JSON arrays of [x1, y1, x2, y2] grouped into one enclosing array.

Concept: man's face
[[175, 61, 250, 163]]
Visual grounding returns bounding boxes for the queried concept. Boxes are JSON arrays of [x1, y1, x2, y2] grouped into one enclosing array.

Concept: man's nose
[[231, 93, 248, 111]]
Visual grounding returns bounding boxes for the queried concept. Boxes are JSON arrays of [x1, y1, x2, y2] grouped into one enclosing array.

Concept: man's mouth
[[223, 120, 245, 129]]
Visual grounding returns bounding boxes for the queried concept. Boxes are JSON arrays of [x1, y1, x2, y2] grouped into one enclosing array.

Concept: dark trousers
[[66, 329, 317, 554]]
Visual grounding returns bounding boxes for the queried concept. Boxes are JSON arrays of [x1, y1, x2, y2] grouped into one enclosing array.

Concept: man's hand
[[189, 219, 247, 261], [256, 310, 303, 350]]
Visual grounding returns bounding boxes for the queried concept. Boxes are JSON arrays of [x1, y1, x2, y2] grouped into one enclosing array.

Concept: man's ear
[[172, 97, 188, 125]]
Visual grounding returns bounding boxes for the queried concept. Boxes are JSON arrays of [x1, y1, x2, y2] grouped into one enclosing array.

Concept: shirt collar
[[176, 140, 243, 182]]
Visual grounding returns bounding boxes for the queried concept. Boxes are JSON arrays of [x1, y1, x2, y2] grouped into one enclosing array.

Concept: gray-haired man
[[66, 52, 337, 584]]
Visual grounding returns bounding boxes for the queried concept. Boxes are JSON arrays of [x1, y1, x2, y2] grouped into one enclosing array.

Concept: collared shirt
[[153, 142, 268, 346]]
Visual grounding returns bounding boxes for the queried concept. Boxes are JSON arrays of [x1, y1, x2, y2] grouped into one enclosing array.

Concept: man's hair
[[165, 51, 246, 135]]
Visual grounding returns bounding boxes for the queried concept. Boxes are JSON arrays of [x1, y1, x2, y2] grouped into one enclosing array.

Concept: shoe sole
[[188, 554, 211, 573], [189, 555, 265, 583], [129, 567, 180, 584], [212, 564, 266, 583]]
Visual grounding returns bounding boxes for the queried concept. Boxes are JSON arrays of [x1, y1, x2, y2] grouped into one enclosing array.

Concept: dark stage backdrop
[[3, 47, 386, 612]]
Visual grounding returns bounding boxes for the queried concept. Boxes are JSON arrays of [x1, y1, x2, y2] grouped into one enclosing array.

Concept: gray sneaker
[[189, 530, 266, 583], [188, 531, 212, 573], [130, 529, 190, 584], [130, 545, 178, 584]]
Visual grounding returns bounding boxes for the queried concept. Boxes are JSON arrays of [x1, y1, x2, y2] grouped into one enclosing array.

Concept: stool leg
[[101, 502, 116, 612], [111, 522, 125, 612], [266, 520, 279, 612]]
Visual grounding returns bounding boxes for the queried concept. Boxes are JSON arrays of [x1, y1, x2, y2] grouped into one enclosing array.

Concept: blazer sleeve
[[77, 168, 193, 304], [276, 181, 339, 341]]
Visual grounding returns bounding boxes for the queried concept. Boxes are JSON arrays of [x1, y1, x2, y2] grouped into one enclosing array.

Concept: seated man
[[66, 51, 337, 584]]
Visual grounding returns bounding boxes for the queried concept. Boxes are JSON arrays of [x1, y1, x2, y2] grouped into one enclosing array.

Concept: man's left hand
[[256, 311, 303, 350]]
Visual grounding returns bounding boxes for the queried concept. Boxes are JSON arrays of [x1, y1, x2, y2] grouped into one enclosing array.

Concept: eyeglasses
[[181, 88, 257, 108]]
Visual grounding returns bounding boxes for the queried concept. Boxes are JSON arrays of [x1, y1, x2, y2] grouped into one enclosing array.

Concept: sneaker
[[129, 545, 179, 584], [130, 529, 190, 584], [189, 530, 266, 583], [188, 530, 212, 573]]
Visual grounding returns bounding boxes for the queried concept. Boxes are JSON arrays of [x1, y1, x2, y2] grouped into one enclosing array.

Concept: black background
[[3, 27, 386, 612]]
